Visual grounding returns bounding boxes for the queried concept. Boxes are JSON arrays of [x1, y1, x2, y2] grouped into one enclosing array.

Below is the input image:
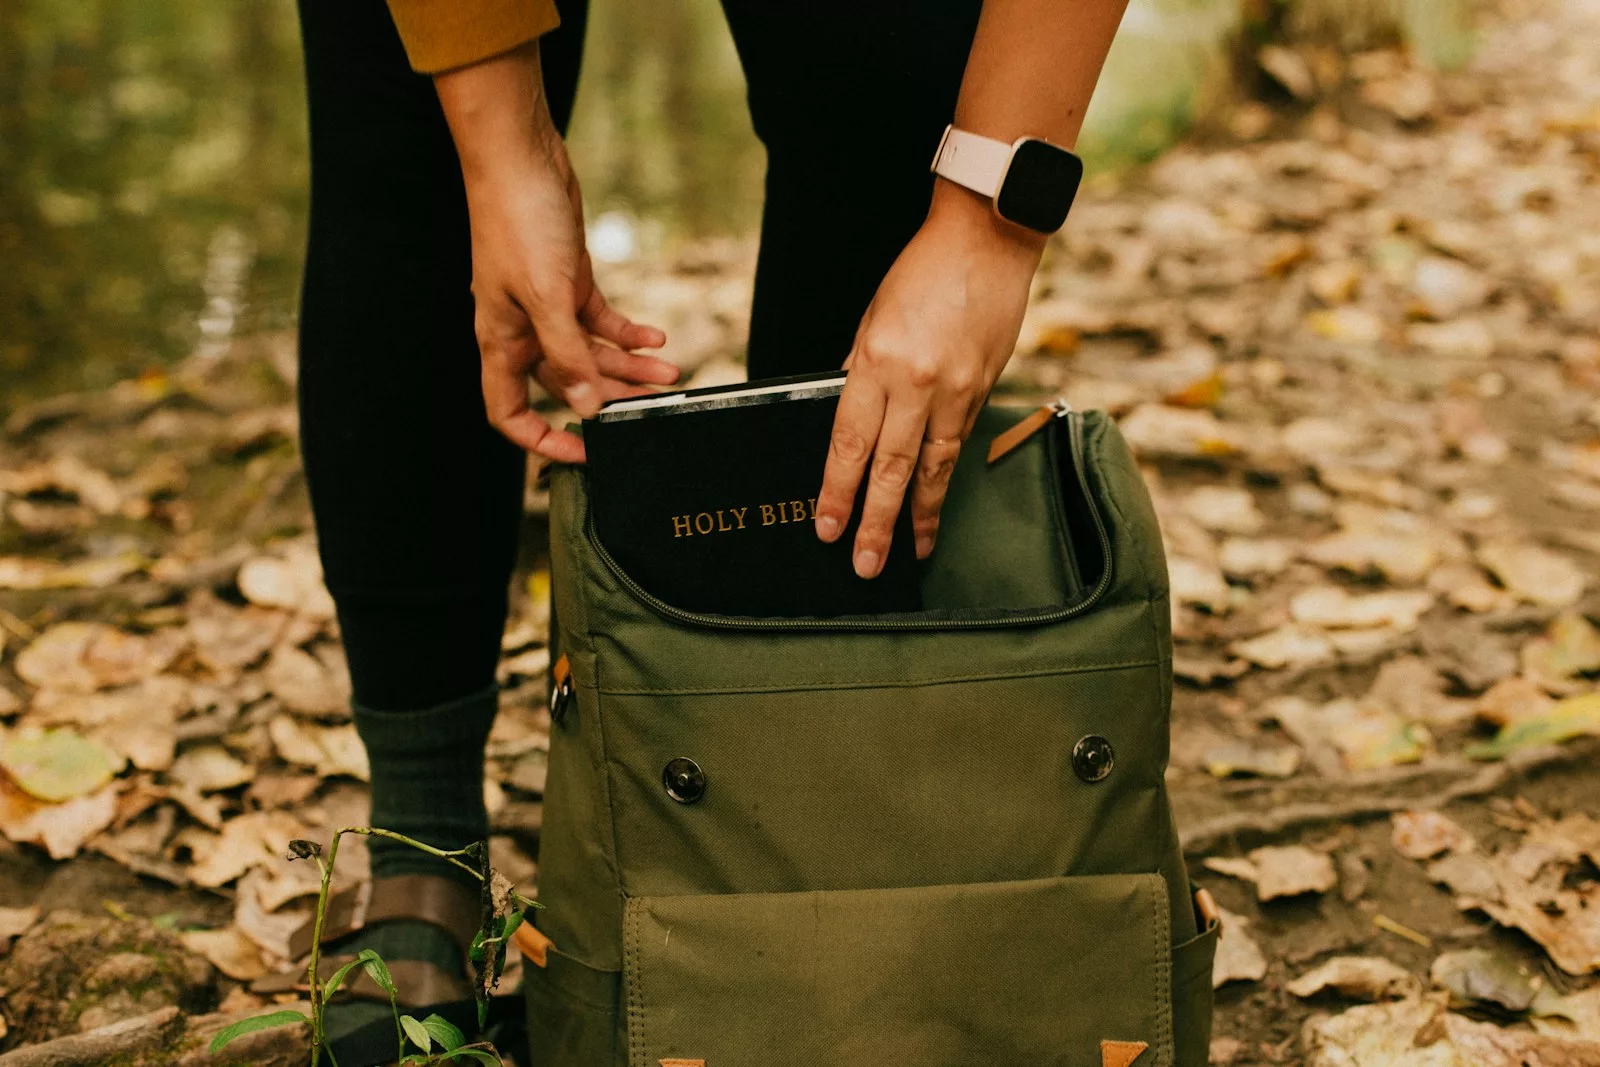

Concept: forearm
[[433, 42, 564, 181], [929, 0, 1129, 239]]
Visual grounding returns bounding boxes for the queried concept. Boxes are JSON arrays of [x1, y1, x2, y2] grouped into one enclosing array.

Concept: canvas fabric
[[530, 406, 1217, 1067]]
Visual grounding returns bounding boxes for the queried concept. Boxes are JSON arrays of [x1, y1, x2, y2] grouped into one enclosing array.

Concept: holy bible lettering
[[671, 499, 818, 538], [582, 369, 919, 615]]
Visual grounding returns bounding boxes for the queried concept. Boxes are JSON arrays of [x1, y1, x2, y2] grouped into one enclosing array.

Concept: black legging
[[296, 0, 981, 711]]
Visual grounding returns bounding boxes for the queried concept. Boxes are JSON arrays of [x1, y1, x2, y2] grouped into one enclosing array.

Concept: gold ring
[[923, 436, 958, 446]]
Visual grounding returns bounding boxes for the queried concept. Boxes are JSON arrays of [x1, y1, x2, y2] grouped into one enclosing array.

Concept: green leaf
[[442, 1049, 504, 1065], [322, 956, 366, 1001], [421, 1013, 466, 1052], [400, 1014, 433, 1053], [1465, 691, 1600, 760], [357, 948, 399, 999], [207, 1009, 309, 1053], [0, 726, 120, 802]]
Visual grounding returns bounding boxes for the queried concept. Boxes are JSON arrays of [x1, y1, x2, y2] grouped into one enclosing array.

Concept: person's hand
[[436, 44, 679, 464], [813, 183, 1045, 577]]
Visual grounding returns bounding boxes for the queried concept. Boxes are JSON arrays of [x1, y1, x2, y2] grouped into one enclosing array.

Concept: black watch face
[[996, 139, 1083, 233]]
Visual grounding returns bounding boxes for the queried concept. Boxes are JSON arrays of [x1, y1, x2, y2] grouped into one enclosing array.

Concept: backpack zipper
[[582, 408, 1113, 633], [986, 398, 1073, 464]]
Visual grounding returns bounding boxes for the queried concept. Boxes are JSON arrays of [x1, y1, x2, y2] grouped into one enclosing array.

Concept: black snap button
[[1072, 735, 1115, 783], [663, 757, 706, 804]]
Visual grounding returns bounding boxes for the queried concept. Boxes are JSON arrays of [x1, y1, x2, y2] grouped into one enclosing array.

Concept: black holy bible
[[582, 371, 921, 617]]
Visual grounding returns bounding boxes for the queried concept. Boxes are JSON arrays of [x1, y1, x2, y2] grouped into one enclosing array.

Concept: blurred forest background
[[0, 0, 1471, 407], [12, 1, 1600, 1065]]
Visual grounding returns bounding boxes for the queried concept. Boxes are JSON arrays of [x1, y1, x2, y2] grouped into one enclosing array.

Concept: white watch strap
[[930, 125, 1012, 199]]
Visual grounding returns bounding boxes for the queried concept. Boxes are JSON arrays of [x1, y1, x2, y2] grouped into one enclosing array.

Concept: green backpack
[[528, 403, 1218, 1067]]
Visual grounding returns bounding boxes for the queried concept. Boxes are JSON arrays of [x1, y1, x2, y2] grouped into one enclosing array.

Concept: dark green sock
[[353, 684, 498, 886], [326, 686, 497, 1034]]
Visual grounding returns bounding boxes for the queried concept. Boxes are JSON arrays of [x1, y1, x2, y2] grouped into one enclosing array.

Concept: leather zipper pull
[[987, 400, 1071, 464]]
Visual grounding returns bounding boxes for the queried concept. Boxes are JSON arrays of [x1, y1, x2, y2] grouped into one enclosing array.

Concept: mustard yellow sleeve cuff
[[385, 0, 562, 75]]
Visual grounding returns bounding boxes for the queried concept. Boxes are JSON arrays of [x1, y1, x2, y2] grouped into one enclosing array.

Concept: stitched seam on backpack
[[624, 901, 644, 1067], [1149, 874, 1173, 1066], [593, 657, 1163, 697], [1089, 419, 1167, 667]]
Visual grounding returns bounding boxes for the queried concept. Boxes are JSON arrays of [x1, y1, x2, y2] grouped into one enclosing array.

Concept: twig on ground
[[1179, 742, 1591, 856]]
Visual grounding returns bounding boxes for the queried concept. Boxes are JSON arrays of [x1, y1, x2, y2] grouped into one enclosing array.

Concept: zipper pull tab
[[987, 399, 1072, 464]]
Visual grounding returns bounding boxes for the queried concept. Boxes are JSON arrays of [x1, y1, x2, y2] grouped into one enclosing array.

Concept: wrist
[[925, 177, 1048, 265], [435, 43, 566, 183]]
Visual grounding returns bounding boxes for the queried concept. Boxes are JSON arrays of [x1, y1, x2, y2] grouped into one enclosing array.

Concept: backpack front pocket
[[622, 873, 1174, 1067]]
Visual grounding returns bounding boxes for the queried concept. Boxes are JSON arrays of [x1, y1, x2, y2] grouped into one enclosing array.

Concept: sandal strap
[[285, 874, 483, 961], [251, 952, 473, 1007]]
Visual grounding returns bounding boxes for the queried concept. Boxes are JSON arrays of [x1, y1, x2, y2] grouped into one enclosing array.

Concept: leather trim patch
[[1102, 1039, 1149, 1067], [659, 1060, 705, 1067]]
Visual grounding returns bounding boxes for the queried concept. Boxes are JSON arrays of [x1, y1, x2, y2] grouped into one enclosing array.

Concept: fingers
[[582, 285, 667, 351], [910, 436, 962, 559], [850, 397, 930, 578], [593, 343, 680, 387], [480, 341, 565, 456], [525, 300, 606, 418], [814, 374, 886, 550]]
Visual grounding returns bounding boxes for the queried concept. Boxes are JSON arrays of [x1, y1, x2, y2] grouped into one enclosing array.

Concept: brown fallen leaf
[[1443, 1010, 1600, 1065], [1474, 676, 1557, 728], [1519, 613, 1600, 694], [1273, 696, 1432, 772], [1430, 948, 1544, 1013], [0, 904, 41, 942], [187, 810, 309, 889], [1306, 306, 1385, 344], [1535, 985, 1600, 1042], [1231, 625, 1335, 670], [237, 542, 336, 620], [1392, 811, 1474, 861], [1303, 531, 1439, 585], [29, 677, 190, 772], [0, 553, 143, 591], [1290, 586, 1434, 632], [0, 455, 122, 514], [181, 926, 268, 981], [14, 622, 187, 694], [1430, 561, 1514, 613], [1206, 845, 1338, 901], [234, 867, 311, 961], [166, 745, 254, 793], [186, 590, 290, 676], [1203, 740, 1302, 779], [0, 777, 119, 859], [1436, 825, 1600, 976], [261, 646, 350, 718], [1251, 844, 1339, 901], [1287, 955, 1419, 1001], [1181, 486, 1264, 535], [1303, 993, 1600, 1067], [1168, 557, 1232, 614], [1217, 537, 1294, 579], [268, 715, 368, 781], [1368, 657, 1472, 729], [1477, 541, 1587, 608], [1410, 256, 1492, 320], [1303, 995, 1447, 1067], [1213, 905, 1268, 988], [1117, 404, 1248, 459]]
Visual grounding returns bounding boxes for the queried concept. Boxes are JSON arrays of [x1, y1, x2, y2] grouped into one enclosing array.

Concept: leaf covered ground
[[3, 0, 1600, 1062]]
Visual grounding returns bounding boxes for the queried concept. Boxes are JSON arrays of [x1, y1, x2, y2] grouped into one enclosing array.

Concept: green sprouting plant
[[208, 826, 540, 1066]]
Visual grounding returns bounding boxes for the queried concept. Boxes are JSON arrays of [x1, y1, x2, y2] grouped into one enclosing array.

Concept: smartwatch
[[930, 125, 1084, 234]]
